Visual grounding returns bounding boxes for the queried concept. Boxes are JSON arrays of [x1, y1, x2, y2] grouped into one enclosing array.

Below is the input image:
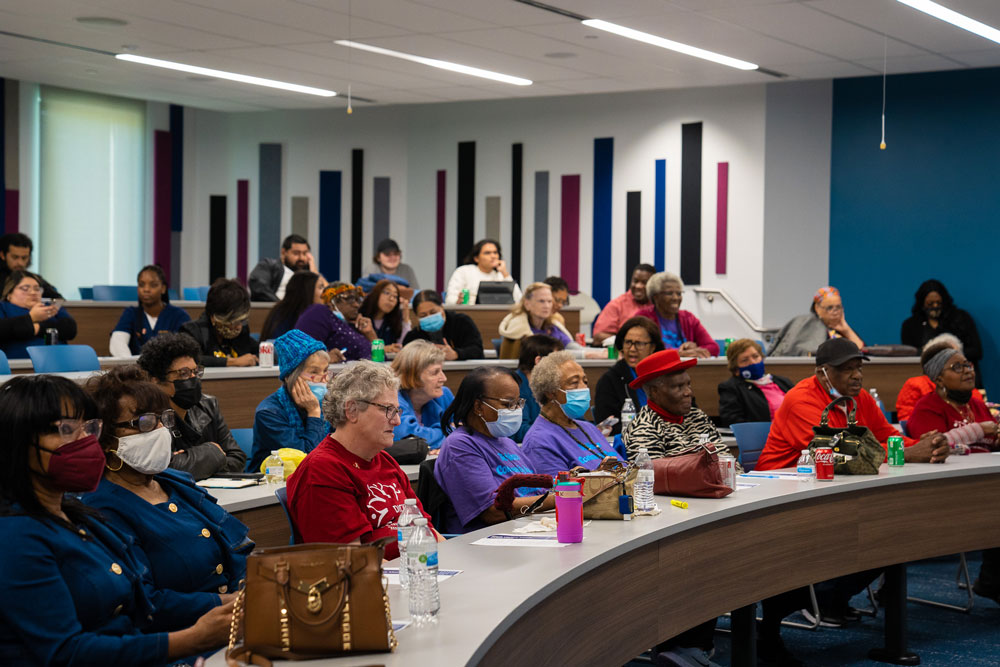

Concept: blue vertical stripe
[[319, 170, 342, 280], [169, 104, 183, 232], [655, 159, 666, 271], [592, 138, 614, 307]]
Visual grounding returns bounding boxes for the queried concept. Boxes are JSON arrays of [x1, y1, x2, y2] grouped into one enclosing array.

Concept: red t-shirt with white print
[[287, 435, 431, 560]]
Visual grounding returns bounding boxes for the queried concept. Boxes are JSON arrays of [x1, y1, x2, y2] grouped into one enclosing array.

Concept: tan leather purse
[[227, 541, 397, 666], [580, 463, 637, 519]]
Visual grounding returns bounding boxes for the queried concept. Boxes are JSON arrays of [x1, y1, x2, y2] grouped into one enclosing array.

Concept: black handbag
[[808, 395, 885, 475], [384, 435, 429, 464]]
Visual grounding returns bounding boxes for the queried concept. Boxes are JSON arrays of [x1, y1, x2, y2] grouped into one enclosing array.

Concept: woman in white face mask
[[82, 366, 254, 615]]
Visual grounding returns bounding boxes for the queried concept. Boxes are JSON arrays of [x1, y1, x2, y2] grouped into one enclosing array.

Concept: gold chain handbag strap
[[382, 575, 398, 651], [228, 587, 245, 656]]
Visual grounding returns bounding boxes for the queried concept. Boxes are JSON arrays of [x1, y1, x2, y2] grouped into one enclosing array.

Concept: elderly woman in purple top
[[294, 282, 370, 361], [521, 351, 621, 476], [433, 366, 555, 534]]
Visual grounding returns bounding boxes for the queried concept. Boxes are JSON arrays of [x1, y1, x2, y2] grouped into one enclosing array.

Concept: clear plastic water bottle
[[870, 388, 887, 419], [796, 449, 816, 481], [634, 447, 655, 512], [407, 518, 440, 626], [621, 398, 637, 430], [263, 451, 284, 485], [396, 499, 421, 590]]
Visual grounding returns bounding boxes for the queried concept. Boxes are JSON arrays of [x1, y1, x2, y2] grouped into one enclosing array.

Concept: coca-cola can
[[259, 341, 275, 368], [814, 447, 835, 481], [575, 332, 586, 346]]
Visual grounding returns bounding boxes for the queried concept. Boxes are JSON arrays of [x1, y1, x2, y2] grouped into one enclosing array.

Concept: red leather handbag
[[652, 442, 733, 499]]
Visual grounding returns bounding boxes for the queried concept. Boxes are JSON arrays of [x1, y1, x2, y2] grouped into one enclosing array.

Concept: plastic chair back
[[231, 428, 253, 458], [167, 288, 179, 301], [26, 345, 101, 373], [182, 287, 200, 301], [274, 487, 299, 545], [78, 287, 94, 300], [0, 350, 10, 375], [91, 285, 136, 301], [730, 421, 772, 472]]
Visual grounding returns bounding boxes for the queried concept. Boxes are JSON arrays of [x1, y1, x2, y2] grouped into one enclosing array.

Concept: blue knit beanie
[[274, 329, 327, 380]]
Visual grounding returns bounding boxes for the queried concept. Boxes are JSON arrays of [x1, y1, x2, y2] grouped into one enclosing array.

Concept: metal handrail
[[691, 287, 777, 335]]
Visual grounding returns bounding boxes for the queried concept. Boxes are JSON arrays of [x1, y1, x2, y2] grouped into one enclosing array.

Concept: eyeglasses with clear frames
[[166, 366, 205, 380], [16, 284, 43, 294], [480, 396, 526, 411], [114, 410, 176, 433], [946, 361, 974, 374], [51, 418, 103, 443], [357, 399, 401, 421]]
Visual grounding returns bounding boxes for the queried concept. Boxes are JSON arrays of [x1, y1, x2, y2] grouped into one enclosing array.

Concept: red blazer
[[634, 306, 720, 356]]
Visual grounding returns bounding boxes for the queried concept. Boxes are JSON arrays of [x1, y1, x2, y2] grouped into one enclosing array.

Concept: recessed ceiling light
[[581, 19, 758, 71], [895, 0, 1000, 44], [334, 40, 533, 86], [544, 51, 577, 59], [115, 54, 337, 96], [75, 17, 128, 27]]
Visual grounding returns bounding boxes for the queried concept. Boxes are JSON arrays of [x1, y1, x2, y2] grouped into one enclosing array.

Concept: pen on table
[[740, 474, 783, 479]]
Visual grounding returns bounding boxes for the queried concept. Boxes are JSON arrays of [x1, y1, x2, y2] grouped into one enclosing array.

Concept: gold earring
[[105, 450, 123, 472]]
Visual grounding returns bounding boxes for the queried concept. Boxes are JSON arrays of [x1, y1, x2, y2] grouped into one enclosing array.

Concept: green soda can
[[371, 339, 385, 362], [887, 436, 905, 466], [724, 337, 735, 354], [461, 288, 470, 305], [608, 346, 618, 360]]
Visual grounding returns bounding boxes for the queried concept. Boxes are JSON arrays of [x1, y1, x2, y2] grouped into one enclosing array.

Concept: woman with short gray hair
[[287, 360, 441, 559], [635, 272, 718, 358], [522, 351, 621, 475]]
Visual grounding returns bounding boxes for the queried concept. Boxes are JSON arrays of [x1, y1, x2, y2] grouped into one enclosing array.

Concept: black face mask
[[945, 388, 973, 405], [172, 377, 203, 410], [924, 306, 942, 320]]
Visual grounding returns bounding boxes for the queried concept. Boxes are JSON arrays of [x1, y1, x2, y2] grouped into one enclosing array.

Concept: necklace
[[541, 413, 606, 460]]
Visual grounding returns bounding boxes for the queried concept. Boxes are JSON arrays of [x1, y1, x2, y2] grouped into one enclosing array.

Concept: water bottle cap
[[270, 450, 279, 455], [413, 518, 428, 526], [638, 447, 648, 452], [801, 449, 810, 454], [404, 498, 417, 505]]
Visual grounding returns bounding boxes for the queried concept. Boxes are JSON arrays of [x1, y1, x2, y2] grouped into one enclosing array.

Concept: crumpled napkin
[[512, 516, 558, 532], [634, 504, 662, 516]]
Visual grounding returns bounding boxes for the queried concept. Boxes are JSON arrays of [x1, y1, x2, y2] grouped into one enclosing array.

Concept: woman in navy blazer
[[83, 365, 253, 601], [0, 374, 232, 666]]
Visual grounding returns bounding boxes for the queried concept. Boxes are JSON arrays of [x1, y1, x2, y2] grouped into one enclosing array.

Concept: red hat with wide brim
[[629, 349, 698, 389]]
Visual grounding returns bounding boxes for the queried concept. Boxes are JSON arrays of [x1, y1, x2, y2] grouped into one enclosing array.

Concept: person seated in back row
[[363, 238, 420, 289], [768, 286, 864, 357], [402, 289, 484, 360], [445, 238, 522, 304], [110, 264, 191, 357], [717, 338, 793, 427], [180, 279, 258, 368], [248, 233, 315, 302], [634, 271, 718, 358], [392, 340, 454, 450], [358, 279, 411, 353], [259, 271, 327, 342], [0, 270, 76, 358], [543, 276, 571, 319], [592, 263, 655, 346]]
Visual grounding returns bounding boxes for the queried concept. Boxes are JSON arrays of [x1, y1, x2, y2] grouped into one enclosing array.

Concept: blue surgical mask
[[419, 312, 445, 333], [821, 368, 841, 398], [481, 402, 523, 439], [739, 361, 766, 381], [308, 381, 328, 404], [333, 309, 345, 321], [560, 388, 591, 420]]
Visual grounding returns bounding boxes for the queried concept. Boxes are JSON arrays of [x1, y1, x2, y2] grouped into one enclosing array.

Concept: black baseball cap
[[815, 338, 869, 367], [375, 238, 401, 255]]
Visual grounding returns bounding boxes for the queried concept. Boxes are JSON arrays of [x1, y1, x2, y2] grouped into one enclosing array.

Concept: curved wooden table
[[209, 456, 1000, 666]]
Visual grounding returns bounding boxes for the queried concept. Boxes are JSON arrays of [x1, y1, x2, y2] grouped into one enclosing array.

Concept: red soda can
[[575, 332, 586, 346], [814, 447, 835, 481]]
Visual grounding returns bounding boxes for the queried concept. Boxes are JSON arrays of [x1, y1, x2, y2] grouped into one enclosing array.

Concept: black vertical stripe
[[209, 195, 227, 283], [169, 104, 183, 233], [0, 77, 6, 234], [626, 191, 641, 288], [680, 122, 702, 285], [351, 148, 363, 281], [457, 141, 475, 260], [511, 143, 523, 282]]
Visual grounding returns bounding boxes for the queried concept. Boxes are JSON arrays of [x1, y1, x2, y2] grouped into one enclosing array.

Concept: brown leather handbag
[[227, 541, 397, 666], [651, 442, 733, 498], [580, 462, 638, 519]]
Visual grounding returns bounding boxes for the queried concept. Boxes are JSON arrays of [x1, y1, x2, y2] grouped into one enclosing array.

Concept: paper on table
[[471, 534, 571, 548], [739, 471, 799, 480], [196, 478, 258, 489], [736, 482, 760, 489], [383, 568, 462, 585]]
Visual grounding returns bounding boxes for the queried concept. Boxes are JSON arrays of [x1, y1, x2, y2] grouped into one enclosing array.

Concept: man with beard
[[248, 234, 315, 301], [0, 233, 63, 299], [591, 263, 655, 345]]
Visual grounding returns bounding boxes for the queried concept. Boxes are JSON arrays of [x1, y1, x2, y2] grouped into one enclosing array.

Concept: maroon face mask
[[39, 434, 106, 493]]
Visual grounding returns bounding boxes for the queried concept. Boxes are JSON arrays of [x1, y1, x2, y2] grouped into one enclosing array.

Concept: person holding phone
[[0, 270, 77, 358]]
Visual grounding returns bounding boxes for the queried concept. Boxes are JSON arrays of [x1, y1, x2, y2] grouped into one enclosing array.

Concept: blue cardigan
[[83, 469, 252, 619], [393, 387, 454, 449], [0, 509, 169, 665], [250, 388, 330, 472], [112, 304, 191, 355]]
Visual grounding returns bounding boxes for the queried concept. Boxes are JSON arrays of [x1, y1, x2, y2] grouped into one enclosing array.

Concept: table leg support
[[730, 603, 757, 667], [868, 563, 920, 665]]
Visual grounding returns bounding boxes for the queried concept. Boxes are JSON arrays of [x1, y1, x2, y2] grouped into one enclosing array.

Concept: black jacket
[[180, 313, 258, 368], [717, 374, 794, 427], [593, 359, 645, 436], [170, 394, 245, 480], [900, 308, 982, 363], [401, 311, 484, 360], [248, 258, 284, 302]]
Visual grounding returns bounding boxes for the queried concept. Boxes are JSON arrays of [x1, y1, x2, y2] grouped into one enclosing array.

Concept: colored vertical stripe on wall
[[626, 191, 641, 287], [170, 232, 181, 292], [0, 77, 5, 234], [457, 142, 475, 259], [351, 149, 363, 281], [680, 123, 702, 286], [258, 143, 282, 261], [291, 196, 308, 240], [4, 191, 17, 234], [592, 138, 614, 306], [560, 175, 581, 293], [511, 143, 523, 282], [533, 171, 549, 281], [485, 196, 500, 241], [169, 105, 183, 232], [319, 171, 342, 281], [655, 159, 666, 271], [1, 79, 17, 234], [716, 162, 729, 275], [436, 170, 446, 293], [372, 177, 390, 248], [153, 130, 172, 281], [237, 180, 249, 286], [209, 195, 227, 283]]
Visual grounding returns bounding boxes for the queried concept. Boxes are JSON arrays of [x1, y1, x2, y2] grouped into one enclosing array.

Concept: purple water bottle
[[555, 482, 583, 543]]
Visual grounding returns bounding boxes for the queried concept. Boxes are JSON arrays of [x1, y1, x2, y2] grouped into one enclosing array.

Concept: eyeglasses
[[552, 298, 568, 307], [945, 361, 974, 374], [480, 396, 526, 411], [15, 285, 43, 294], [166, 365, 205, 380], [622, 339, 653, 349], [302, 370, 330, 383], [49, 418, 103, 443], [381, 292, 399, 302], [819, 304, 843, 313], [114, 410, 176, 433], [336, 294, 361, 304], [357, 399, 401, 421]]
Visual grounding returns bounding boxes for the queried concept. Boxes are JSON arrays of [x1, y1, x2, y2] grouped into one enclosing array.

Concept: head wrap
[[321, 283, 362, 306], [274, 329, 327, 380], [813, 286, 840, 304], [923, 347, 959, 382]]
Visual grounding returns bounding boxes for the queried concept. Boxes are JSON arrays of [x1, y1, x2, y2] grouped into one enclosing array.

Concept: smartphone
[[597, 416, 619, 429], [47, 299, 64, 310]]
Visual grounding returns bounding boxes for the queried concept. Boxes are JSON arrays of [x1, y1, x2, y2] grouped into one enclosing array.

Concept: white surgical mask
[[114, 427, 173, 475]]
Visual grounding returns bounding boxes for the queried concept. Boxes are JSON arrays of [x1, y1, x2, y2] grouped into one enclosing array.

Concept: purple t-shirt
[[294, 304, 371, 361], [433, 427, 538, 534], [521, 415, 621, 476], [530, 323, 571, 348]]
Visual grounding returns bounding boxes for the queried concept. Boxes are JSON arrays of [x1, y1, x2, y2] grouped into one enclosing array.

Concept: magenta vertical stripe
[[237, 180, 249, 287], [436, 170, 446, 293], [153, 131, 172, 280], [4, 190, 18, 233], [560, 174, 581, 293], [716, 162, 729, 275]]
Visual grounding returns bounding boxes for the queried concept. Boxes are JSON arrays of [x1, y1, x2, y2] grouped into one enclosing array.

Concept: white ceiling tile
[[295, 0, 491, 33], [180, 0, 406, 39], [946, 49, 1000, 68], [854, 53, 970, 75], [766, 60, 877, 79], [407, 0, 573, 27]]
